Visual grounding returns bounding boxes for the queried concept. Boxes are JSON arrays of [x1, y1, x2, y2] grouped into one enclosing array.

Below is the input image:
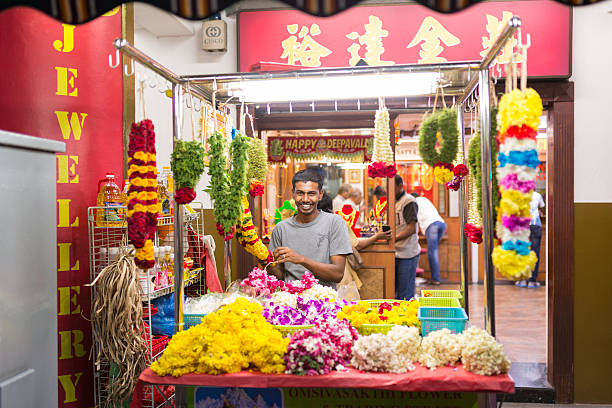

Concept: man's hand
[[273, 247, 305, 265]]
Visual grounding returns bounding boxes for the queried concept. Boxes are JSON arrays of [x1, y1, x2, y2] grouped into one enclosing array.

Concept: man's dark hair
[[317, 191, 333, 213], [292, 168, 323, 191], [373, 185, 386, 197], [394, 174, 404, 185], [410, 192, 419, 198]]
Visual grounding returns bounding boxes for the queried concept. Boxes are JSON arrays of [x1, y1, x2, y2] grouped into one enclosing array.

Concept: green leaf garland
[[467, 108, 499, 221], [207, 131, 249, 237], [246, 137, 267, 183], [418, 108, 458, 167], [170, 140, 206, 189]]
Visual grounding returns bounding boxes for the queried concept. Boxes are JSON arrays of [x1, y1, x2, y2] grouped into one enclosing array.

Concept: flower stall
[[110, 16, 525, 408]]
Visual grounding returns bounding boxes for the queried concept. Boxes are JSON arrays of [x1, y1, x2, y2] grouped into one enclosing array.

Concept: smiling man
[[268, 168, 352, 287]]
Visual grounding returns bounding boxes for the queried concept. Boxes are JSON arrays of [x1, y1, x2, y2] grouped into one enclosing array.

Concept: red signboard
[[239, 0, 570, 77], [268, 135, 373, 163], [0, 6, 123, 408]]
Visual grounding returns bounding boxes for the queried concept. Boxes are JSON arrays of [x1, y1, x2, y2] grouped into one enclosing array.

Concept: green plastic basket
[[365, 299, 398, 308], [357, 324, 396, 336], [184, 313, 207, 330], [273, 324, 315, 337], [417, 306, 468, 337], [420, 289, 464, 306], [418, 297, 461, 308]]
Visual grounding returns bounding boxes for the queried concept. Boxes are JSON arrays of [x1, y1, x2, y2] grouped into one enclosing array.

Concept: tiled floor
[[419, 281, 547, 363]]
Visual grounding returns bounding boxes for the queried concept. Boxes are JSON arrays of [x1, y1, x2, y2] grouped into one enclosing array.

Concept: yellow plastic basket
[[272, 324, 315, 337], [420, 290, 464, 306], [418, 297, 462, 308], [356, 324, 396, 336], [365, 299, 398, 308]]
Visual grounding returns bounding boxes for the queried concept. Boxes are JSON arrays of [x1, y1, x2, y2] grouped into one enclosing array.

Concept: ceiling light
[[361, 130, 372, 135], [316, 129, 329, 133], [227, 72, 440, 103]]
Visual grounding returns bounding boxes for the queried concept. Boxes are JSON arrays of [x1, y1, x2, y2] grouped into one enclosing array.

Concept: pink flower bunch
[[285, 272, 318, 294], [240, 267, 287, 296], [284, 319, 359, 375]]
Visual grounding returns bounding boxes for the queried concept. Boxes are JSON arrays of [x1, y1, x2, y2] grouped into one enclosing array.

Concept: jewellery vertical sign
[[0, 7, 123, 407]]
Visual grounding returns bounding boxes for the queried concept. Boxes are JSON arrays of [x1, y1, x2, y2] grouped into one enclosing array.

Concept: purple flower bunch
[[263, 296, 351, 326], [284, 319, 359, 375]]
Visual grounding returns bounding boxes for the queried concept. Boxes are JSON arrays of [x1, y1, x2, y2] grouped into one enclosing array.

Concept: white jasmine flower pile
[[350, 326, 510, 376], [351, 326, 421, 373], [301, 284, 337, 301], [418, 328, 464, 369], [264, 291, 298, 308], [461, 326, 511, 375]]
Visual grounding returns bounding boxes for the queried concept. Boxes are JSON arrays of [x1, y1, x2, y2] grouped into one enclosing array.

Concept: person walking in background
[[333, 184, 352, 213], [343, 188, 364, 227], [516, 190, 545, 288], [394, 175, 420, 300], [411, 193, 446, 285]]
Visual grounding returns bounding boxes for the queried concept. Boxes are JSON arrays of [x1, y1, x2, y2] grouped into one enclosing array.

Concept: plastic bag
[[150, 293, 178, 336], [337, 281, 361, 302]]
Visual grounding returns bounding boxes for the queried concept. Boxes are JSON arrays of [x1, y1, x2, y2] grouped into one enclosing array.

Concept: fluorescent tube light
[[227, 72, 440, 103]]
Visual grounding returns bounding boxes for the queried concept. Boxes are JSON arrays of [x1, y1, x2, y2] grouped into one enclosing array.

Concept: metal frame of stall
[[114, 14, 519, 349]]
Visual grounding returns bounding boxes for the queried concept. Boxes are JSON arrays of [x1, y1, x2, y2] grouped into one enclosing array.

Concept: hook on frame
[[108, 49, 120, 68], [124, 59, 134, 76]]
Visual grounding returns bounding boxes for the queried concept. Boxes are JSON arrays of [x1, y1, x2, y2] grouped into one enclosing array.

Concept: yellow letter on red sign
[[59, 330, 86, 359], [58, 243, 79, 271], [55, 67, 78, 97], [57, 199, 79, 227], [53, 24, 75, 53], [58, 372, 82, 403], [58, 286, 81, 315], [57, 155, 79, 184], [55, 111, 87, 141]]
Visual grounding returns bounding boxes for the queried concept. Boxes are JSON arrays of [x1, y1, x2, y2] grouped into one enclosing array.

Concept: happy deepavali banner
[[268, 135, 373, 163]]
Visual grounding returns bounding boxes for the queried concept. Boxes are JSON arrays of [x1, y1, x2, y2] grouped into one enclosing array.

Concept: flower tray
[[184, 313, 207, 330], [356, 323, 396, 336], [417, 297, 462, 308], [420, 289, 464, 306], [417, 307, 468, 337], [272, 324, 315, 337]]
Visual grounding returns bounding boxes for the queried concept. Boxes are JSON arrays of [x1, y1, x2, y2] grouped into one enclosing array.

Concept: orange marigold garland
[[127, 119, 158, 269], [236, 196, 273, 263]]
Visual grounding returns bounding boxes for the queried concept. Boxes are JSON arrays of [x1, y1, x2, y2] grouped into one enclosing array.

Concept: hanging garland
[[464, 108, 499, 244], [170, 140, 206, 204], [207, 130, 249, 241], [247, 137, 267, 197], [368, 107, 397, 178], [126, 119, 158, 269], [418, 108, 458, 185], [491, 89, 542, 280], [464, 173, 483, 244], [236, 196, 274, 263]]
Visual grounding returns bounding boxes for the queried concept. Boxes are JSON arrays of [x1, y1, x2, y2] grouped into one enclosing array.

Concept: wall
[[571, 1, 612, 403]]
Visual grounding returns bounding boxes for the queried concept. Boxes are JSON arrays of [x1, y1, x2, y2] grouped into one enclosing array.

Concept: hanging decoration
[[274, 200, 297, 224], [236, 196, 274, 263], [374, 197, 388, 219], [465, 108, 499, 244], [492, 88, 542, 280], [170, 140, 206, 204], [368, 106, 396, 178], [207, 130, 249, 241], [418, 108, 458, 185], [127, 119, 158, 269], [247, 137, 268, 197]]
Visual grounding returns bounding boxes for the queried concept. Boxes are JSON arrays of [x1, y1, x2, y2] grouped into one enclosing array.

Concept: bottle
[[96, 173, 123, 227]]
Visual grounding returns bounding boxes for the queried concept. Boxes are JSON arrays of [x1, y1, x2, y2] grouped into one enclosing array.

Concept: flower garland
[[492, 89, 542, 280], [247, 137, 267, 197], [236, 196, 273, 263], [170, 140, 206, 204], [151, 298, 288, 376], [207, 130, 249, 240], [351, 326, 421, 373], [418, 108, 458, 184], [284, 319, 358, 375], [337, 300, 419, 328], [240, 267, 318, 296], [127, 119, 158, 269], [262, 296, 349, 326], [368, 107, 397, 178]]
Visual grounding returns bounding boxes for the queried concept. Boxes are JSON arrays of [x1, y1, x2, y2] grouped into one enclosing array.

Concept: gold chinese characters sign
[[239, 1, 570, 77]]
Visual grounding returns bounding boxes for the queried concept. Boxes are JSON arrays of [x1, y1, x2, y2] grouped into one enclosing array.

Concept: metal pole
[[457, 105, 469, 316], [478, 68, 495, 336], [172, 83, 185, 333], [113, 38, 180, 84], [224, 242, 232, 289]]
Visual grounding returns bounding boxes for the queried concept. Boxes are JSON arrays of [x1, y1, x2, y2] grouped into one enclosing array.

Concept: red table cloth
[[130, 364, 513, 407]]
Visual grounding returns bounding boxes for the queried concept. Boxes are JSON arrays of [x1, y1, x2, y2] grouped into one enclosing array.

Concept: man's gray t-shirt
[[269, 211, 352, 288]]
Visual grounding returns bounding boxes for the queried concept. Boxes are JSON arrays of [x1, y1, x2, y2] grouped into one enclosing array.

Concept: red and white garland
[[127, 119, 158, 269], [368, 107, 397, 178]]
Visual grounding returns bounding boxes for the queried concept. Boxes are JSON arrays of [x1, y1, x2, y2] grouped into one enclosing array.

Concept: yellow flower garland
[[433, 167, 454, 184], [236, 196, 273, 262], [151, 298, 288, 376], [492, 247, 537, 280]]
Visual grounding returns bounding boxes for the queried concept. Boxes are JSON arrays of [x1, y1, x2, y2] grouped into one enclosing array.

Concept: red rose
[[175, 187, 196, 204], [434, 161, 454, 172], [128, 213, 148, 247], [249, 181, 265, 197], [453, 164, 468, 177]]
